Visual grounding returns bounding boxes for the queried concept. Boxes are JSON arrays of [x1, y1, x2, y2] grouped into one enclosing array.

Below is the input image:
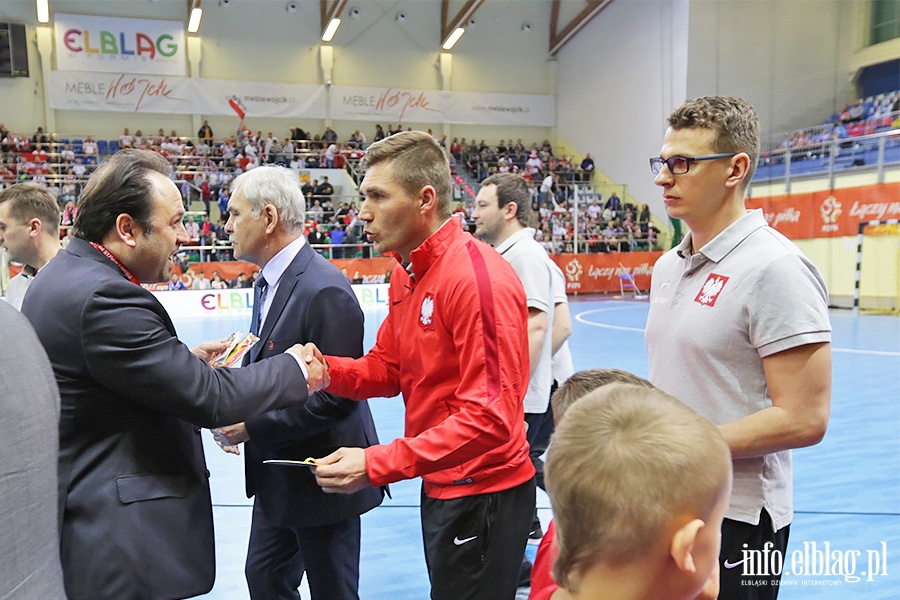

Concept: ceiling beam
[[549, 0, 612, 56], [441, 0, 484, 46], [321, 0, 348, 38]]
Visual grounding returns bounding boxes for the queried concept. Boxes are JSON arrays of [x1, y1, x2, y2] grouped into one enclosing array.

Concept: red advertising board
[[13, 253, 662, 296], [549, 252, 664, 294], [745, 182, 900, 239]]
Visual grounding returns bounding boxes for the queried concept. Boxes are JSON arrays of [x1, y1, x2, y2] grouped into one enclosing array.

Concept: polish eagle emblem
[[695, 273, 729, 307], [420, 294, 435, 326]]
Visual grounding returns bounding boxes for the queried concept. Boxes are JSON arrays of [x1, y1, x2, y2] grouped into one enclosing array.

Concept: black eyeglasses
[[649, 153, 737, 175]]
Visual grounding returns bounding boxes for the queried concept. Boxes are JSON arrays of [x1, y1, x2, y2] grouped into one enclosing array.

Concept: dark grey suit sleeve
[[80, 282, 308, 429], [0, 303, 67, 600], [245, 283, 364, 448]]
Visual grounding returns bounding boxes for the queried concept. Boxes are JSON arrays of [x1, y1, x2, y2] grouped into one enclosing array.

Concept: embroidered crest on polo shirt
[[420, 293, 435, 326], [695, 273, 729, 307]]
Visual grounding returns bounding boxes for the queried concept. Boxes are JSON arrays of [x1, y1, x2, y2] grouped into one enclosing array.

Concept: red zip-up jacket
[[326, 218, 535, 499]]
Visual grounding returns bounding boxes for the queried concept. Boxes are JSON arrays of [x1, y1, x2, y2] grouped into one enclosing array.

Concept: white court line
[[575, 307, 900, 357], [831, 348, 900, 357]]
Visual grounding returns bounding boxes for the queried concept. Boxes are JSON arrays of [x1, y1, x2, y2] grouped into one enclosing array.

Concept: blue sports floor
[[174, 297, 900, 600]]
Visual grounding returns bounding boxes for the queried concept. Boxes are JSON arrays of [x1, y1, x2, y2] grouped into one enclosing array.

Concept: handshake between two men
[[211, 342, 374, 496]]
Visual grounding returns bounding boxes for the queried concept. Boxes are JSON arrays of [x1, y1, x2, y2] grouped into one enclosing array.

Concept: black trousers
[[719, 510, 791, 600], [420, 478, 536, 600], [245, 501, 362, 600]]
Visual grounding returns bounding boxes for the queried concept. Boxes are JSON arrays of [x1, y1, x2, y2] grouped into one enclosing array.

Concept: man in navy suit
[[22, 150, 329, 600], [213, 165, 383, 600]]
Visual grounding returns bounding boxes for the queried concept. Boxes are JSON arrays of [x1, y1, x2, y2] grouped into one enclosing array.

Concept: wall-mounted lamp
[[188, 6, 203, 33], [36, 0, 50, 24]]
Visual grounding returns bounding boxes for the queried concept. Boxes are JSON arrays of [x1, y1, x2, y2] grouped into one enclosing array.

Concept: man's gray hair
[[231, 166, 306, 233]]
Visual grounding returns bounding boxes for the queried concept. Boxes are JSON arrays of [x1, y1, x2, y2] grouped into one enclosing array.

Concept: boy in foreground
[[542, 379, 733, 600]]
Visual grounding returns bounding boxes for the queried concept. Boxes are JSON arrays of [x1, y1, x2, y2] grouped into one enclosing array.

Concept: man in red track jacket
[[307, 131, 536, 600]]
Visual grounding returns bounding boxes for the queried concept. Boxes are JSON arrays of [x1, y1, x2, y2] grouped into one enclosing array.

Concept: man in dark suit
[[213, 165, 383, 600], [22, 150, 330, 600], [0, 302, 66, 600]]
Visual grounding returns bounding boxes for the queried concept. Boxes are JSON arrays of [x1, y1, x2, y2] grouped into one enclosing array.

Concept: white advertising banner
[[54, 13, 187, 76], [192, 78, 326, 120], [152, 285, 388, 320], [331, 85, 555, 127], [48, 70, 326, 118]]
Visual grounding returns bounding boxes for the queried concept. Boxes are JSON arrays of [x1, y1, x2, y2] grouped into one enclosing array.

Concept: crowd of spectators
[[1, 123, 661, 260], [762, 90, 900, 163], [455, 190, 658, 254]]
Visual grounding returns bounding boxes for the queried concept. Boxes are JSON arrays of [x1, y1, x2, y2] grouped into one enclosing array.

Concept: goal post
[[855, 220, 900, 313]]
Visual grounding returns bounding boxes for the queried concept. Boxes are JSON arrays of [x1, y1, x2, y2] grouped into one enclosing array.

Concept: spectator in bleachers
[[606, 191, 622, 212], [526, 150, 542, 175], [373, 124, 385, 142], [211, 270, 227, 289], [191, 269, 211, 290], [119, 128, 134, 149], [167, 272, 187, 291], [60, 144, 74, 164], [580, 153, 594, 181], [32, 127, 48, 150], [307, 223, 327, 253], [322, 126, 338, 144], [330, 222, 346, 258], [349, 130, 366, 149], [315, 176, 334, 199], [282, 138, 295, 166], [344, 224, 359, 253], [324, 143, 338, 168], [301, 179, 315, 199], [539, 172, 557, 207], [198, 120, 214, 142], [230, 272, 251, 289], [309, 198, 324, 221]]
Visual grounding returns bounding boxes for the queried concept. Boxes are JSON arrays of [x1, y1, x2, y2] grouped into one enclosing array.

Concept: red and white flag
[[228, 95, 246, 120]]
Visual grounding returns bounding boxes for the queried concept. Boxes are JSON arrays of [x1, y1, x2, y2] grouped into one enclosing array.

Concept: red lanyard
[[89, 242, 142, 286]]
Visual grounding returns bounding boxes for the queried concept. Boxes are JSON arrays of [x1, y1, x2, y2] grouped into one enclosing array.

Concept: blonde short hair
[[546, 383, 731, 591], [551, 368, 653, 421]]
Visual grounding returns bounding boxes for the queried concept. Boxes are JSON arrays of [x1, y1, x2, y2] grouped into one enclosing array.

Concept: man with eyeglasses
[[644, 96, 832, 600]]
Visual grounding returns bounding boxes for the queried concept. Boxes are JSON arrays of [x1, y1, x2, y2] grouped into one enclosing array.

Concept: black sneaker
[[528, 523, 543, 543]]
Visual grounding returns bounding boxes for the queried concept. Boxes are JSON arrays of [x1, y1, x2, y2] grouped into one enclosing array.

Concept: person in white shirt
[[0, 183, 62, 310], [119, 128, 134, 149], [324, 144, 338, 168], [82, 137, 97, 157]]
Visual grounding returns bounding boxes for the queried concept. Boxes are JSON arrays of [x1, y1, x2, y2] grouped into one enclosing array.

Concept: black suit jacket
[[243, 242, 383, 527], [23, 238, 309, 600]]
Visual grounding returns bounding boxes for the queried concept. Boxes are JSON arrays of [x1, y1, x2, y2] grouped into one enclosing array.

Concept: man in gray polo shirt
[[645, 96, 831, 600], [473, 173, 571, 542]]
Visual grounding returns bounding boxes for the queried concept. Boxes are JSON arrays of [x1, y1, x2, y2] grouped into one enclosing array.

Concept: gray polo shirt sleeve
[[550, 261, 567, 305], [508, 253, 552, 314], [749, 254, 832, 358]]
